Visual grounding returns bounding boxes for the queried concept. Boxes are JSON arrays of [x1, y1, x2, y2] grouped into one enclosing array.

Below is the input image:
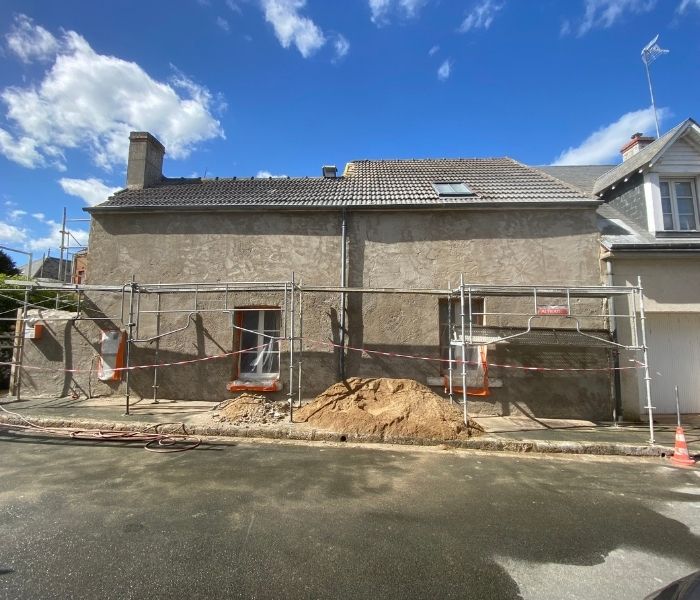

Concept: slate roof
[[592, 119, 697, 195], [597, 204, 700, 251], [535, 165, 614, 196], [536, 162, 700, 251], [87, 157, 598, 212]]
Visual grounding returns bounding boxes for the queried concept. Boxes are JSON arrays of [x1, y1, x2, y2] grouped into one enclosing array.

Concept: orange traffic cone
[[671, 426, 696, 467]]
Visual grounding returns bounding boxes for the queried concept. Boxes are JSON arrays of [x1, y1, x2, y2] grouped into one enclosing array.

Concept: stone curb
[[0, 413, 680, 458]]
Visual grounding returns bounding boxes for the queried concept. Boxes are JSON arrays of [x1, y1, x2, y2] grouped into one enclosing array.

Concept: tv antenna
[[641, 34, 669, 138]]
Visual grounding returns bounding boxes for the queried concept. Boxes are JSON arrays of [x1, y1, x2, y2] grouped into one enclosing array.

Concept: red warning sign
[[537, 305, 569, 316]]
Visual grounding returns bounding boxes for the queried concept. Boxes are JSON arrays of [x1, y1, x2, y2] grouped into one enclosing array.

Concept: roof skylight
[[433, 182, 473, 196]]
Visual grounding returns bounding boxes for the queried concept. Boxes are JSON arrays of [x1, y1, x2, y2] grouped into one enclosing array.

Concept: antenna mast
[[641, 34, 669, 138]]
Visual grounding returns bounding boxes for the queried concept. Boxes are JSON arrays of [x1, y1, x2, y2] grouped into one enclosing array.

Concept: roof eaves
[[85, 198, 602, 214]]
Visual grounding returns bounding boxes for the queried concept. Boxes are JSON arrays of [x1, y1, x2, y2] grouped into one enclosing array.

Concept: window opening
[[238, 308, 281, 380], [660, 179, 699, 231]]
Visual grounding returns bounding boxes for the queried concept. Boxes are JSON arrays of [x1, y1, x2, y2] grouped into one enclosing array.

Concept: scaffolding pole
[[13, 285, 30, 401], [297, 278, 303, 409], [447, 281, 454, 404], [152, 292, 161, 403], [459, 274, 468, 425], [124, 275, 136, 416], [637, 276, 655, 444], [288, 273, 296, 422]]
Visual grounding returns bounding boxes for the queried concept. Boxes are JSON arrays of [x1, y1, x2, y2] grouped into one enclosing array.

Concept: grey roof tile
[[89, 157, 597, 212], [535, 165, 614, 196]]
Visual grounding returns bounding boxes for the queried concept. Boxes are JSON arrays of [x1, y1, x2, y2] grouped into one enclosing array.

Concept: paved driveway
[[0, 432, 698, 599]]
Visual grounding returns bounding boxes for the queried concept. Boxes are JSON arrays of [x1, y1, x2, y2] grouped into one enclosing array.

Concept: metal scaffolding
[[3, 275, 657, 442]]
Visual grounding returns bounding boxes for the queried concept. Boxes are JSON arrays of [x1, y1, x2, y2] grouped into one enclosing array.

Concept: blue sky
[[1, 0, 700, 261]]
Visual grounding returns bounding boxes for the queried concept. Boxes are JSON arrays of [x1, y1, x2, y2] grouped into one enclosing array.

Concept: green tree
[[0, 250, 20, 276]]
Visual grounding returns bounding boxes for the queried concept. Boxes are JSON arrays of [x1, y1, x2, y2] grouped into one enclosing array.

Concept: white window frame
[[237, 308, 280, 381], [659, 178, 700, 231]]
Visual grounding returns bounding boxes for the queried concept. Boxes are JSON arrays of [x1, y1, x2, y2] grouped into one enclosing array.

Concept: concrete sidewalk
[[1, 395, 698, 459]]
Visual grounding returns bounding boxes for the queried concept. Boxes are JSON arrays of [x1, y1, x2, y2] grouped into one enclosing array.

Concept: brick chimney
[[126, 131, 165, 189], [620, 132, 655, 161]]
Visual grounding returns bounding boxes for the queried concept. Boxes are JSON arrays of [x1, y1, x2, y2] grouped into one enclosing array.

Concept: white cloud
[[399, 0, 429, 17], [369, 0, 393, 23], [8, 209, 27, 220], [552, 107, 666, 165], [369, 0, 428, 24], [459, 0, 504, 32], [59, 177, 121, 206], [678, 0, 700, 11], [428, 45, 440, 56], [0, 17, 224, 171], [437, 59, 452, 81], [0, 221, 27, 244], [226, 0, 243, 12], [0, 128, 45, 169], [256, 170, 287, 178], [216, 16, 231, 32], [27, 218, 88, 252], [32, 213, 46, 222], [5, 14, 61, 63], [574, 0, 656, 36], [333, 34, 350, 60], [260, 0, 326, 57]]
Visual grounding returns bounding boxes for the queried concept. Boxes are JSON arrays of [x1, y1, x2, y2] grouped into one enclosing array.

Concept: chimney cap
[[129, 131, 166, 153], [620, 133, 655, 154]]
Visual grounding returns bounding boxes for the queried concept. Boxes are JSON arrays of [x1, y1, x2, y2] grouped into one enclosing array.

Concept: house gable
[[593, 120, 700, 245]]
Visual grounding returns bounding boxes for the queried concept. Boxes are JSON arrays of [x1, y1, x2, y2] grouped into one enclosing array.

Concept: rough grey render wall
[[606, 173, 648, 232], [19, 207, 611, 419]]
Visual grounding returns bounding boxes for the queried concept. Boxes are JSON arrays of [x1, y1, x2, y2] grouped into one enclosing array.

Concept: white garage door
[[647, 313, 700, 414]]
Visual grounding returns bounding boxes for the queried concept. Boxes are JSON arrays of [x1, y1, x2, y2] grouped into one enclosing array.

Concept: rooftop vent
[[322, 165, 338, 179]]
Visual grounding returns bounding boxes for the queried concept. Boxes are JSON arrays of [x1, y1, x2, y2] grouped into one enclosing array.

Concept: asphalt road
[[0, 432, 699, 600]]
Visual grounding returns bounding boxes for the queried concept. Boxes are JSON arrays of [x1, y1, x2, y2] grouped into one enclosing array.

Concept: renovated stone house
[[540, 117, 700, 419], [17, 131, 621, 420]]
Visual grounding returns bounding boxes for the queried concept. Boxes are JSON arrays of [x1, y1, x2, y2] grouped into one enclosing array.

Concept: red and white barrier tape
[[0, 343, 269, 374], [302, 337, 644, 373], [1, 336, 645, 375]]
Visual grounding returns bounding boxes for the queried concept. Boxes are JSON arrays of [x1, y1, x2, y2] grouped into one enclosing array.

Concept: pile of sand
[[213, 393, 288, 425], [295, 377, 475, 440]]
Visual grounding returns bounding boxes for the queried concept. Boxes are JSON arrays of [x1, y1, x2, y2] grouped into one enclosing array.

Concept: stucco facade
[[18, 205, 614, 419]]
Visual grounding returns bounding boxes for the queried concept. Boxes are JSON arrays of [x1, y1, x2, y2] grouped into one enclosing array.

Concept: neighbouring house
[[20, 256, 72, 281], [72, 250, 88, 284], [539, 117, 700, 418], [16, 131, 625, 420]]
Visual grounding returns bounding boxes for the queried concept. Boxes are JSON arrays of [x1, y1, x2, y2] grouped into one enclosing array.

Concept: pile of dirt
[[295, 378, 475, 440], [213, 393, 289, 425]]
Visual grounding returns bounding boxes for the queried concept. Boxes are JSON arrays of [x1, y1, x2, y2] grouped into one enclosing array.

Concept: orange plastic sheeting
[[98, 330, 126, 382], [445, 345, 490, 397]]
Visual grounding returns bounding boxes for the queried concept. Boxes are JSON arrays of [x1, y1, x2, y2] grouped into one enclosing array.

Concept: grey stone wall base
[[0, 414, 674, 458]]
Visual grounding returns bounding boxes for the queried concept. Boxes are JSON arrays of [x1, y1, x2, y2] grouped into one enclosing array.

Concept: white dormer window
[[659, 179, 699, 231]]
